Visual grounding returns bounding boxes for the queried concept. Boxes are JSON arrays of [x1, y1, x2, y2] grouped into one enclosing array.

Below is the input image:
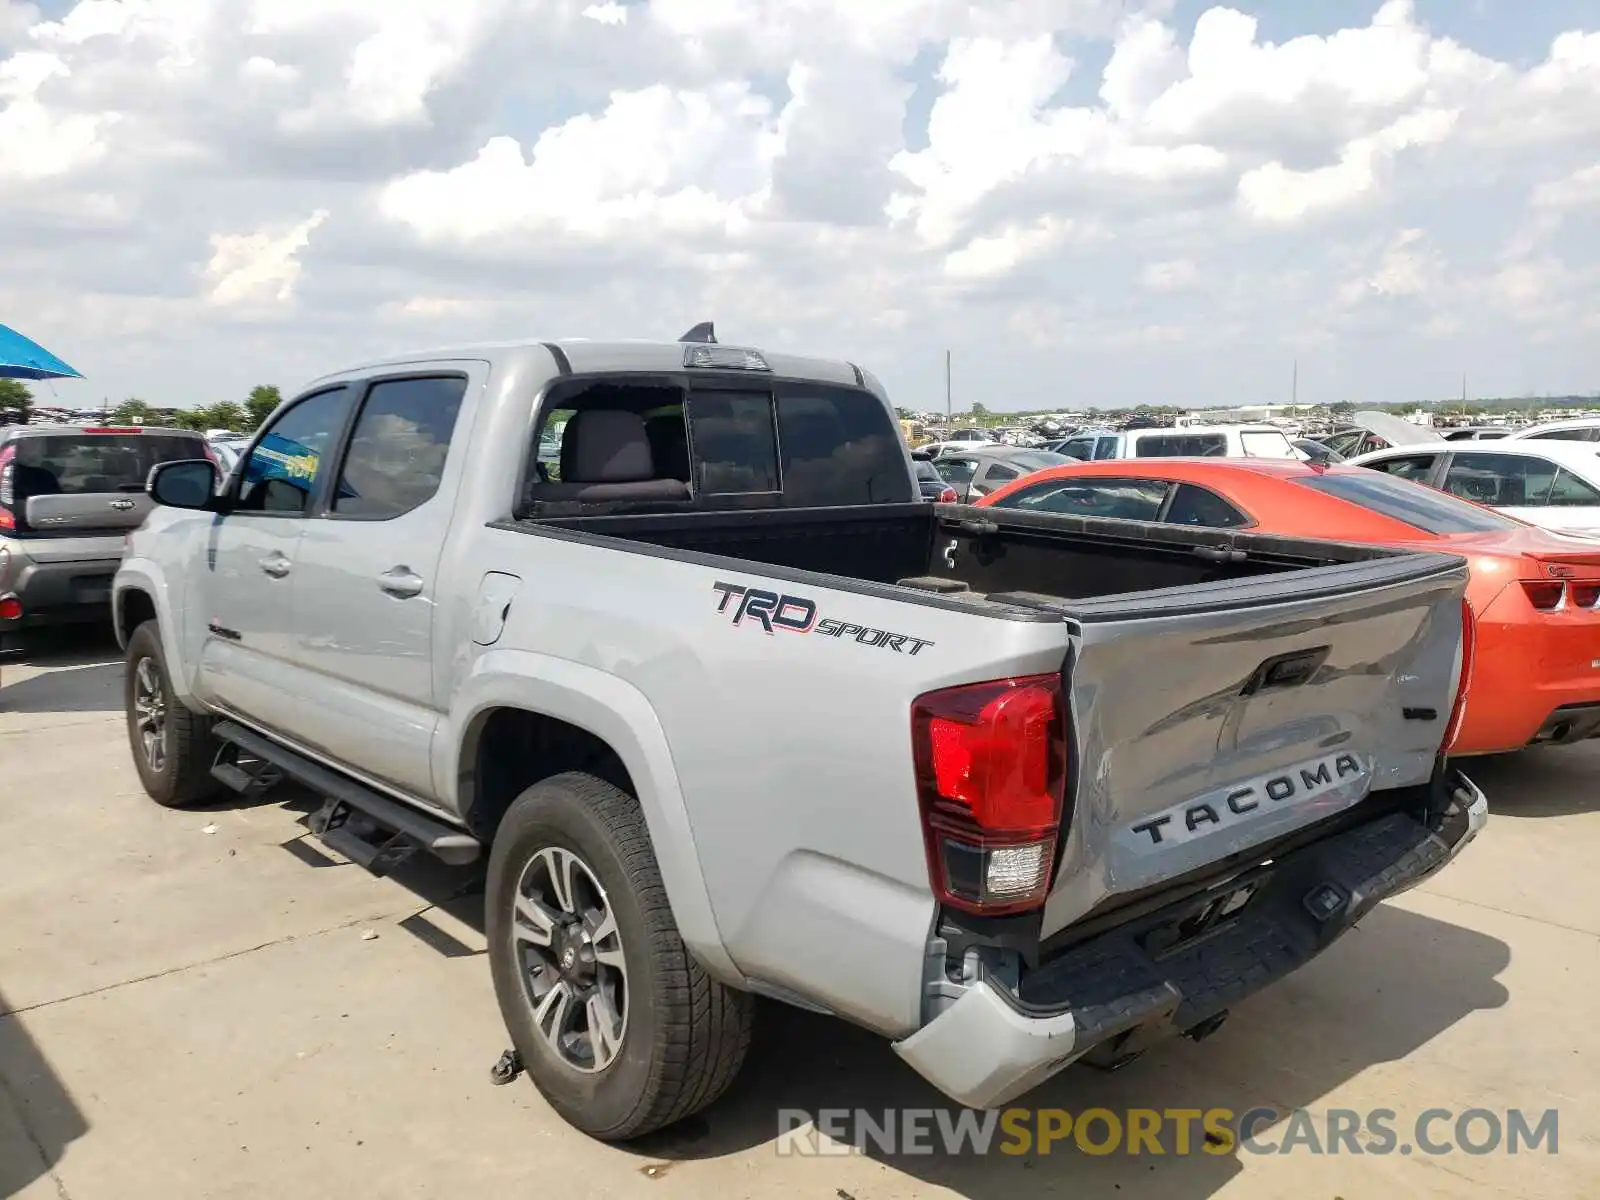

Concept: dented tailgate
[[1040, 551, 1470, 940]]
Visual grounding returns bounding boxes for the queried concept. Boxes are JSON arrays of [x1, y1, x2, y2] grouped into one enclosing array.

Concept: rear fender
[[437, 648, 742, 985]]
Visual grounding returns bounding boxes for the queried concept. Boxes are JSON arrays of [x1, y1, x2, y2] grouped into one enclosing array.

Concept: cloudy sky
[[2, 0, 1597, 414]]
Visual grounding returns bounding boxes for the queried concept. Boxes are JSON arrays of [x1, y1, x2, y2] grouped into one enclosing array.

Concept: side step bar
[[211, 721, 482, 876]]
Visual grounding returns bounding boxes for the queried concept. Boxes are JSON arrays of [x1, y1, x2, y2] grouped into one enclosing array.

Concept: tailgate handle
[[1194, 545, 1247, 563], [1241, 646, 1329, 695]]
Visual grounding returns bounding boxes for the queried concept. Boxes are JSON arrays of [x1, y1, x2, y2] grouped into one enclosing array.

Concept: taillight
[[0, 595, 21, 621], [1521, 580, 1565, 610], [1570, 583, 1600, 608], [912, 673, 1067, 915], [1443, 599, 1476, 752], [937, 486, 958, 503]]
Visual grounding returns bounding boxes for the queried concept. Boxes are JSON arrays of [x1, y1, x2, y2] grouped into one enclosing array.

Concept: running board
[[210, 721, 482, 874]]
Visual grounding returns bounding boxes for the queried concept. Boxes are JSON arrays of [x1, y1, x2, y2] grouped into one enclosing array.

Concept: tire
[[485, 771, 754, 1140], [124, 620, 219, 808]]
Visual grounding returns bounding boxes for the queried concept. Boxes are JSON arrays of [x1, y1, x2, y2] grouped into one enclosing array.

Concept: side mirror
[[148, 459, 221, 510]]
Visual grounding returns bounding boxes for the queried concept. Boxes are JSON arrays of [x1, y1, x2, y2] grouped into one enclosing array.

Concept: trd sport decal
[[712, 581, 935, 656]]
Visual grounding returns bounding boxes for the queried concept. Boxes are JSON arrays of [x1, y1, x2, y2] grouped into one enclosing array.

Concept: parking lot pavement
[[2, 633, 1596, 1199]]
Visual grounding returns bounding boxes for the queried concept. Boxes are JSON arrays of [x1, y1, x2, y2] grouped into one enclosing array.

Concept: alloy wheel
[[511, 845, 628, 1073]]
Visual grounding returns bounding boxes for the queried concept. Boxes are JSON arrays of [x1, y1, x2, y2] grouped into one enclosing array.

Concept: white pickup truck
[[114, 333, 1486, 1141]]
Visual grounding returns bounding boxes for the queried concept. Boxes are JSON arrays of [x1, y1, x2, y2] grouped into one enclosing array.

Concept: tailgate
[[25, 492, 153, 534], [1041, 551, 1469, 939]]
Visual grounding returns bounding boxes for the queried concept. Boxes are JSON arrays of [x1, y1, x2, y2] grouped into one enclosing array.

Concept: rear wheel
[[485, 771, 753, 1140], [124, 620, 219, 808]]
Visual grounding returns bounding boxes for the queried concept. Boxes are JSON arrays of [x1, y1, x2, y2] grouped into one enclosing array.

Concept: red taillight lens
[[1522, 580, 1565, 610], [1570, 583, 1600, 608], [0, 595, 22, 621], [1443, 599, 1476, 752], [912, 673, 1067, 915]]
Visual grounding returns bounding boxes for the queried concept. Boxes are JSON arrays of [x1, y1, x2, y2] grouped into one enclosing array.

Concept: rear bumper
[[0, 553, 120, 629], [1528, 702, 1600, 747], [893, 772, 1488, 1110]]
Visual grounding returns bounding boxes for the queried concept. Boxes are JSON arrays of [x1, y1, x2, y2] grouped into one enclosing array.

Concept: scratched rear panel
[[1039, 560, 1468, 938]]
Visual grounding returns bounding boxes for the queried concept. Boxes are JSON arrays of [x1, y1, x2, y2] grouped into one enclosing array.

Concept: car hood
[[1352, 410, 1446, 445]]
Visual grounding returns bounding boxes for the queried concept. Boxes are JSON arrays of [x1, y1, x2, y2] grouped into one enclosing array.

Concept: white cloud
[[581, 2, 627, 25], [0, 0, 1597, 411], [1141, 259, 1198, 291], [204, 209, 329, 307], [380, 82, 780, 241]]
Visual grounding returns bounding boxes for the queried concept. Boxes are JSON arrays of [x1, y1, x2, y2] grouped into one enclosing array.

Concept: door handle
[[378, 566, 425, 599], [259, 553, 291, 578]]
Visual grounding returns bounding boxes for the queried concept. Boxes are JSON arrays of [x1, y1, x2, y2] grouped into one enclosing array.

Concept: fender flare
[[112, 562, 197, 706], [438, 649, 743, 985]]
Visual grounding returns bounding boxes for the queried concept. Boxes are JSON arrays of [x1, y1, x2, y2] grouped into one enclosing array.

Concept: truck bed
[[518, 500, 1417, 609]]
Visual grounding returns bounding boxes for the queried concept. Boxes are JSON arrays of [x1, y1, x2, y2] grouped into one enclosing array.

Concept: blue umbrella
[[0, 323, 81, 380]]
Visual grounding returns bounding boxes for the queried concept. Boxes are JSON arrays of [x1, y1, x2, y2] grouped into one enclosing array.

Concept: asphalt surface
[[1, 629, 1595, 1198]]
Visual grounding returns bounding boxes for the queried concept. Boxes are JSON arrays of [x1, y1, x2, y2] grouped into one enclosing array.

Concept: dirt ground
[[1, 631, 1595, 1198]]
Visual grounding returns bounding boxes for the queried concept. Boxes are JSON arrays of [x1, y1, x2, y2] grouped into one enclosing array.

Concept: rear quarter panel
[[434, 524, 1073, 1036]]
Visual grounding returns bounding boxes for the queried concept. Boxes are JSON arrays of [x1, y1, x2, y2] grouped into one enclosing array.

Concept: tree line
[[0, 381, 282, 432]]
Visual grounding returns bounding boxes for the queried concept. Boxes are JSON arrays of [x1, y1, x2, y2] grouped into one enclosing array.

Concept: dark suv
[[0, 425, 212, 655]]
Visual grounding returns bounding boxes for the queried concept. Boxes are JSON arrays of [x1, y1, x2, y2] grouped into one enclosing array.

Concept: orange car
[[977, 457, 1600, 756]]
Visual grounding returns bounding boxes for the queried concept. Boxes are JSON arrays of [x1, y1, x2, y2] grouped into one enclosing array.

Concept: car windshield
[[11, 433, 205, 494], [1293, 471, 1523, 534]]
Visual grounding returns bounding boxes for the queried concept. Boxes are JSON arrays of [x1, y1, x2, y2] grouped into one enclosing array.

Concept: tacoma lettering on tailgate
[[1128, 753, 1367, 847], [712, 581, 935, 656]]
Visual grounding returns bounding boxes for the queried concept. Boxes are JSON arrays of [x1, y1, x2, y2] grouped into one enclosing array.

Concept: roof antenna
[[678, 321, 716, 344]]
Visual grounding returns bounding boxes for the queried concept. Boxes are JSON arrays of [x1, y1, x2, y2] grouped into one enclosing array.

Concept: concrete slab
[[1, 631, 1597, 1198]]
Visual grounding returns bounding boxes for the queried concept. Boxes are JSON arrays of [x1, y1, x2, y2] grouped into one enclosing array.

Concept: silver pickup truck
[[114, 335, 1487, 1141]]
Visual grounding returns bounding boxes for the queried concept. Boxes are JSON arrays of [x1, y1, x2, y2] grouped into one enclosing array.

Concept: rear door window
[[1548, 468, 1600, 506], [773, 383, 912, 505], [1364, 453, 1438, 482], [1166, 483, 1251, 527], [1059, 437, 1098, 460], [1442, 453, 1556, 506], [937, 458, 978, 485], [11, 433, 205, 495]]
